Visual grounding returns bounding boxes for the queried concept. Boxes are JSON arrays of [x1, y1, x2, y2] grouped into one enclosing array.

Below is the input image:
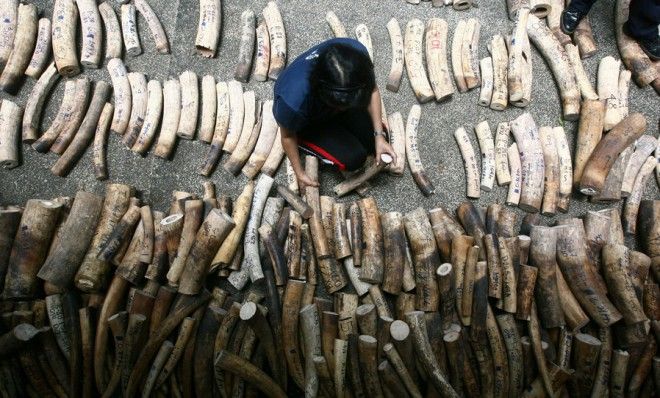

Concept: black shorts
[[297, 108, 376, 172]]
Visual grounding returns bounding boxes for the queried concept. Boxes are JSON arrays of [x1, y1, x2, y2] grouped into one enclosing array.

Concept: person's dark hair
[[310, 43, 376, 109]]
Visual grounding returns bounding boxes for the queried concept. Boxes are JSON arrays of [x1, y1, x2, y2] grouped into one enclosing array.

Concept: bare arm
[[367, 87, 397, 166], [281, 126, 319, 189]]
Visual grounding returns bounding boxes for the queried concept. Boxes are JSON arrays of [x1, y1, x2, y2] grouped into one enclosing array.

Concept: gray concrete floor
[[0, 0, 658, 224]]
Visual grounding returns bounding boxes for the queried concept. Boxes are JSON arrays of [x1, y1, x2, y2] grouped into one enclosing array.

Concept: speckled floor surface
[[0, 0, 657, 223]]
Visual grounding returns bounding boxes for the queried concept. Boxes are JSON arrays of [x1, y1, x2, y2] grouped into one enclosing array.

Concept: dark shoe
[[560, 9, 586, 35]]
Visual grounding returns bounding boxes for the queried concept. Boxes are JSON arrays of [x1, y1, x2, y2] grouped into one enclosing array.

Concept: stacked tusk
[[52, 0, 80, 76], [404, 19, 434, 103], [196, 0, 222, 58], [25, 18, 52, 79], [405, 105, 435, 196], [135, 0, 169, 54], [99, 2, 122, 60], [526, 15, 580, 120], [425, 18, 454, 101], [0, 3, 37, 94], [263, 1, 286, 80], [325, 11, 347, 38], [386, 18, 404, 93], [120, 4, 141, 56], [0, 99, 23, 169]]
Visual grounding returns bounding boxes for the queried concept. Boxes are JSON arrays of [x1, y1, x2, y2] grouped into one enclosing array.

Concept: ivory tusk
[[496, 237, 517, 313], [572, 99, 604, 191], [260, 127, 284, 175], [135, 0, 169, 54], [529, 0, 550, 17], [107, 58, 132, 136], [488, 34, 508, 110], [178, 209, 235, 295], [478, 57, 493, 106], [243, 100, 279, 178], [529, 226, 564, 329], [52, 0, 80, 76], [599, 56, 622, 131], [493, 122, 511, 185], [508, 7, 530, 103], [76, 0, 102, 68], [610, 349, 629, 397], [25, 18, 52, 79], [49, 77, 91, 155], [454, 127, 480, 199], [428, 206, 464, 262], [623, 156, 657, 235], [405, 105, 434, 195], [621, 135, 656, 196], [263, 2, 286, 80], [580, 113, 647, 196], [404, 208, 441, 312], [510, 112, 545, 212], [462, 19, 481, 90], [177, 70, 199, 140], [547, 0, 571, 44], [381, 212, 406, 295], [602, 244, 648, 324], [132, 79, 163, 154], [196, 0, 221, 57], [325, 11, 347, 38], [166, 199, 203, 287], [74, 184, 132, 292], [222, 80, 245, 153], [52, 81, 112, 177], [0, 0, 18, 70], [0, 3, 36, 94], [3, 199, 62, 298], [284, 210, 302, 280], [121, 4, 141, 56], [37, 192, 103, 288], [550, 126, 572, 212], [506, 143, 523, 206], [355, 24, 374, 61], [211, 181, 253, 269], [386, 18, 404, 93], [426, 18, 454, 101], [253, 19, 270, 82], [528, 15, 580, 119], [154, 78, 181, 158], [506, 0, 530, 19], [141, 340, 174, 397], [0, 99, 23, 169], [538, 126, 559, 215], [483, 234, 501, 299], [198, 75, 217, 143], [224, 93, 260, 175], [615, 0, 656, 86], [99, 2, 122, 60], [474, 121, 496, 191], [300, 304, 322, 397], [574, 15, 597, 58], [228, 174, 274, 288], [453, 0, 472, 11], [592, 145, 632, 202], [406, 311, 459, 397], [282, 279, 306, 390], [387, 112, 406, 176], [565, 43, 598, 100], [122, 72, 148, 148], [200, 82, 230, 175], [333, 160, 386, 197], [404, 19, 434, 103], [555, 223, 623, 327], [358, 197, 385, 284], [22, 64, 59, 144], [451, 20, 468, 93], [234, 10, 256, 83]]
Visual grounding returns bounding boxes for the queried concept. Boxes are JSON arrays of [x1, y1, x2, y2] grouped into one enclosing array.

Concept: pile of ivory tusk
[[0, 173, 659, 397], [454, 110, 657, 219]]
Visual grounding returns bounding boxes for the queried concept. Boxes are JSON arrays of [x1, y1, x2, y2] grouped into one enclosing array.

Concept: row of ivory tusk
[[404, 0, 476, 11], [0, 177, 658, 397], [453, 111, 658, 219]]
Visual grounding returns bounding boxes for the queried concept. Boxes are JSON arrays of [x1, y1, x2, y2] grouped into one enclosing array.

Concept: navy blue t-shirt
[[273, 38, 369, 132]]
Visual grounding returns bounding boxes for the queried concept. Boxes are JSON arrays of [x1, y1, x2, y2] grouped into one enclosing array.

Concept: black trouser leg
[[566, 0, 599, 14], [627, 0, 660, 41]]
